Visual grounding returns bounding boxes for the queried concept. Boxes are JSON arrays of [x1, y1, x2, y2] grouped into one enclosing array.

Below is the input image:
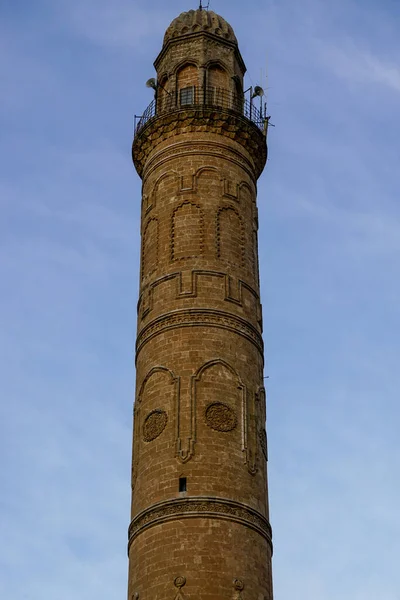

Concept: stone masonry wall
[[128, 15, 273, 600]]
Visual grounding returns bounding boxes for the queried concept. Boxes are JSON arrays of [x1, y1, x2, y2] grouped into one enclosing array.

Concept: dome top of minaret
[[163, 8, 238, 46]]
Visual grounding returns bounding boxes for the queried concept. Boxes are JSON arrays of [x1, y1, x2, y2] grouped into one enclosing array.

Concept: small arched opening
[[176, 63, 199, 106], [206, 63, 229, 107]]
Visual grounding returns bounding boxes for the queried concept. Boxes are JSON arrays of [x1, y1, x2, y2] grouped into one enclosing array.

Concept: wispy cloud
[[322, 42, 400, 93]]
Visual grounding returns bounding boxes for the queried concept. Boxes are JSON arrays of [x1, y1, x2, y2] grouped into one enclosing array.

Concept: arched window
[[176, 63, 199, 106], [206, 64, 229, 106]]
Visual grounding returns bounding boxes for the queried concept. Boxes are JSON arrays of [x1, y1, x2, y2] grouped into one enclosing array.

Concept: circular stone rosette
[[142, 409, 168, 442], [174, 576, 186, 589], [233, 579, 244, 591], [205, 402, 237, 432]]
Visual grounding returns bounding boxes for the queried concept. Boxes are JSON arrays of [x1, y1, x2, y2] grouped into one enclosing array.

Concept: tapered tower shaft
[[129, 9, 273, 600]]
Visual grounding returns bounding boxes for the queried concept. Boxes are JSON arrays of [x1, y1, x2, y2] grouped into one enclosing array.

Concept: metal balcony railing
[[134, 86, 267, 136]]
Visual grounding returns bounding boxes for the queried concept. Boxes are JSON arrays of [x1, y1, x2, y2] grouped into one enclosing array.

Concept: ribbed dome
[[163, 9, 237, 46]]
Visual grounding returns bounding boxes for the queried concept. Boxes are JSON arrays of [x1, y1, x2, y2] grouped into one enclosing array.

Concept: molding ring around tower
[[136, 308, 264, 357], [128, 497, 273, 553]]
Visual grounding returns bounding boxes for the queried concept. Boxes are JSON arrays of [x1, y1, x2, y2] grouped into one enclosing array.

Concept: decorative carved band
[[136, 308, 264, 356], [128, 497, 272, 552], [132, 108, 267, 179], [142, 140, 256, 183], [138, 270, 262, 328]]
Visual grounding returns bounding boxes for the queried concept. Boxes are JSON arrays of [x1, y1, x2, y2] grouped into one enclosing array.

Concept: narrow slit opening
[[179, 477, 187, 493]]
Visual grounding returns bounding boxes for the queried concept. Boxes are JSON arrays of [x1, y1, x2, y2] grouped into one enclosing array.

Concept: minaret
[[129, 8, 273, 599]]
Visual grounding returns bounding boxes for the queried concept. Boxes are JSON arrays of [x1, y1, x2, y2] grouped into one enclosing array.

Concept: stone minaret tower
[[129, 8, 272, 600]]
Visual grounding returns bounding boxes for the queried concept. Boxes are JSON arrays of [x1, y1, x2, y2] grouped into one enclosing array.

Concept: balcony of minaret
[[132, 62, 269, 178]]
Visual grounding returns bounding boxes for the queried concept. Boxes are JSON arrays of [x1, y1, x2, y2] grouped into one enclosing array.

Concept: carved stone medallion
[[205, 402, 237, 432], [233, 579, 244, 591], [143, 409, 168, 442], [174, 576, 186, 589]]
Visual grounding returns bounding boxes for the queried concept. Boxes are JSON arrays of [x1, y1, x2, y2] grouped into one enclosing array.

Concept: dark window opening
[[179, 477, 187, 492], [180, 86, 195, 106]]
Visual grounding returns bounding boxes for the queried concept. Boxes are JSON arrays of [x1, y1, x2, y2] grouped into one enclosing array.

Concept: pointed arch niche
[[131, 366, 179, 499], [195, 166, 222, 198], [171, 200, 204, 261], [176, 62, 199, 105], [151, 171, 180, 210], [216, 206, 244, 267], [192, 360, 246, 480], [206, 63, 230, 106]]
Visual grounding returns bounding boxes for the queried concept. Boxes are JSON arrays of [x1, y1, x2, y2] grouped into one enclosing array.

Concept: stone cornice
[[136, 308, 264, 358], [128, 496, 272, 553], [141, 139, 256, 183], [154, 31, 246, 74], [132, 107, 267, 180]]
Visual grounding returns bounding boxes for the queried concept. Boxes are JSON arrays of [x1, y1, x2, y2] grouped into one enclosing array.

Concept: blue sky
[[1, 0, 399, 598]]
